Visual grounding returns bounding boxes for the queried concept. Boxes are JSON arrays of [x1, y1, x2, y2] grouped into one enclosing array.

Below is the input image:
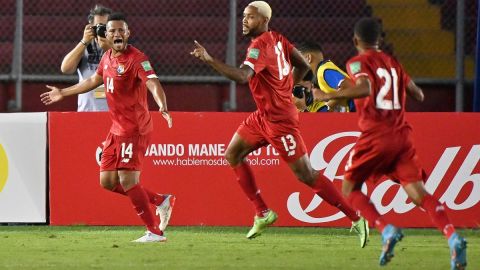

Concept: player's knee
[[99, 176, 115, 190], [297, 171, 316, 187], [342, 188, 352, 198], [342, 179, 359, 198], [225, 149, 240, 166], [410, 195, 424, 206]]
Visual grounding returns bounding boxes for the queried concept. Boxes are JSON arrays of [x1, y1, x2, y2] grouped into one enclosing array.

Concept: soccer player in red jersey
[[190, 1, 368, 246], [315, 18, 467, 269], [41, 13, 175, 243]]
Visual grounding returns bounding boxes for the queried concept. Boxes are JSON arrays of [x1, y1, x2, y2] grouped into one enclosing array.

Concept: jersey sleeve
[[243, 40, 266, 73], [134, 53, 158, 83], [346, 57, 370, 81]]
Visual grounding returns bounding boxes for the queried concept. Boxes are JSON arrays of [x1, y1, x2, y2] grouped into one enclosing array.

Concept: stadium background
[[0, 0, 477, 112]]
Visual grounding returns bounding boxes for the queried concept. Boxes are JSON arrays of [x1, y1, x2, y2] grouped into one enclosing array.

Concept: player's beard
[[242, 25, 262, 38]]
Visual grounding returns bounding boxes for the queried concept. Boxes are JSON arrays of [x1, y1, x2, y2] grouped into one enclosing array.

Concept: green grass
[[0, 226, 477, 269]]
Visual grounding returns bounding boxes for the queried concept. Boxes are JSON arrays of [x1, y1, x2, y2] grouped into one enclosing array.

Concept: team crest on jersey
[[117, 64, 125, 75], [248, 48, 260, 60], [349, 61, 361, 74], [104, 64, 108, 70]]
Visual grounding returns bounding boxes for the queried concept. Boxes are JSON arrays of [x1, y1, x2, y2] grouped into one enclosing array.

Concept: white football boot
[[156, 194, 176, 231], [131, 231, 167, 243]]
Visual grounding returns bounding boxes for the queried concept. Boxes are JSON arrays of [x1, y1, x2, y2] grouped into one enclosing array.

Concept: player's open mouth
[[114, 39, 123, 45]]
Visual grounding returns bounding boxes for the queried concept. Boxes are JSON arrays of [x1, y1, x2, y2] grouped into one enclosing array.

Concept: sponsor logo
[[248, 48, 260, 60], [141, 61, 153, 72], [349, 61, 361, 74], [287, 132, 480, 223], [0, 144, 8, 193]]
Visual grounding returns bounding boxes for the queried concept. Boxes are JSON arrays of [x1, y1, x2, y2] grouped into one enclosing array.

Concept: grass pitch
[[0, 226, 477, 269]]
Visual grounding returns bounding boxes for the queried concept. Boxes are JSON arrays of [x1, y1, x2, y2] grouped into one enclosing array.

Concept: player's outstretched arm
[[190, 40, 253, 84], [314, 77, 370, 102], [406, 80, 424, 102], [146, 78, 172, 128], [40, 73, 103, 105]]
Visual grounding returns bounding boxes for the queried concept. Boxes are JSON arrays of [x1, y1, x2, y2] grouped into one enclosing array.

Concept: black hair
[[295, 40, 323, 54], [87, 4, 112, 24], [354, 17, 382, 45], [108, 12, 128, 24]]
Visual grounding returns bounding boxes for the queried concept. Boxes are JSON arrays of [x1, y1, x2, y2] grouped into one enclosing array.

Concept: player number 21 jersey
[[346, 50, 411, 132]]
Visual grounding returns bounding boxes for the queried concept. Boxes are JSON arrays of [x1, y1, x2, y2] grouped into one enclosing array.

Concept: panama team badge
[[117, 64, 125, 75]]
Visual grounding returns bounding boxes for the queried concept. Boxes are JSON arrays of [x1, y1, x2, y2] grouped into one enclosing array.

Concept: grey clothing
[[77, 40, 108, 112]]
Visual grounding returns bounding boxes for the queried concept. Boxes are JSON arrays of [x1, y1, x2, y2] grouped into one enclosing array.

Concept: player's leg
[[344, 179, 403, 265], [226, 132, 276, 239], [104, 178, 170, 208], [268, 125, 360, 223], [226, 120, 271, 214], [343, 143, 405, 265], [108, 133, 164, 242], [227, 114, 279, 239], [108, 132, 174, 232], [287, 155, 369, 248], [119, 170, 165, 242], [402, 181, 467, 270], [288, 155, 359, 222]]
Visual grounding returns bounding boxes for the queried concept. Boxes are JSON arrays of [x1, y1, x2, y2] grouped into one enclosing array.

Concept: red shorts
[[344, 129, 425, 185], [236, 111, 307, 163], [100, 132, 151, 171]]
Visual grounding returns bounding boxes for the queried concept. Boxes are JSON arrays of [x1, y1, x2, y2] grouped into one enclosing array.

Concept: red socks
[[112, 184, 164, 206], [125, 184, 162, 236], [347, 190, 387, 232], [312, 174, 360, 222], [420, 194, 456, 239], [233, 162, 268, 216]]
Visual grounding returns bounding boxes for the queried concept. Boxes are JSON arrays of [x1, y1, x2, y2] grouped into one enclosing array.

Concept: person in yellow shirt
[[294, 41, 355, 112]]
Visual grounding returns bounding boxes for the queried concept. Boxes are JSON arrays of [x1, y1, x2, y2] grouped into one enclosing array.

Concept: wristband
[[79, 40, 87, 46]]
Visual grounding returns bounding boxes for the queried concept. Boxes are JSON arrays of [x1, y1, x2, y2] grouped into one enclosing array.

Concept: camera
[[293, 85, 306, 99], [292, 85, 314, 106], [92, 24, 107, 38]]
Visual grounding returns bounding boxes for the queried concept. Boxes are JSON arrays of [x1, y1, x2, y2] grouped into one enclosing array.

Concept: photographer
[[60, 5, 112, 111], [294, 41, 355, 112]]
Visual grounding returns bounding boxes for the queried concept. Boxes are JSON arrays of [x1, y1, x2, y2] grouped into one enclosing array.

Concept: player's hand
[[313, 89, 330, 102], [82, 24, 95, 44], [190, 40, 213, 63], [161, 111, 173, 128], [293, 94, 307, 112], [40, 85, 64, 105]]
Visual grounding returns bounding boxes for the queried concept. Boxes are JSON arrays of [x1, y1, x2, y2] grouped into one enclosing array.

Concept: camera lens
[[93, 24, 107, 38], [97, 24, 107, 38], [292, 85, 306, 99]]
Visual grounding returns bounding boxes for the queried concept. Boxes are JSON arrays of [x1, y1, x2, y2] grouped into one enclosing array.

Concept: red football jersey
[[97, 45, 158, 136], [346, 50, 411, 132], [243, 31, 298, 122]]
